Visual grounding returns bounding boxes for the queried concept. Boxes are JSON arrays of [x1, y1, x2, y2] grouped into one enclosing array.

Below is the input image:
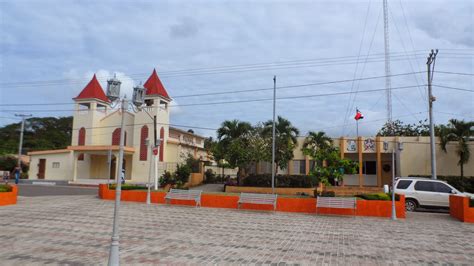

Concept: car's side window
[[434, 183, 452, 193], [396, 180, 412, 189], [414, 181, 435, 192]]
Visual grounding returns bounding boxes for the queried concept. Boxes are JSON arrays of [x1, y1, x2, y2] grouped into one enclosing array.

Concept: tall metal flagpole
[[271, 75, 276, 194], [108, 98, 127, 266], [355, 107, 359, 137]]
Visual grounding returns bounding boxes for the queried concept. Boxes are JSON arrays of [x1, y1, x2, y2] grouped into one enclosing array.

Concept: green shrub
[[108, 184, 148, 190], [356, 193, 400, 201], [0, 184, 12, 192], [316, 191, 335, 197], [185, 154, 200, 173], [410, 175, 474, 193], [242, 174, 318, 188], [204, 169, 216, 183], [175, 164, 191, 188], [159, 171, 174, 187]]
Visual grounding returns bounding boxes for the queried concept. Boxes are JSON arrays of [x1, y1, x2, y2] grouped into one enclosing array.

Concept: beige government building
[[253, 136, 474, 187], [28, 70, 206, 184]]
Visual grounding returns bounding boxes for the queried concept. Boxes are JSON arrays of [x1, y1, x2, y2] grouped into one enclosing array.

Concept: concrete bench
[[238, 192, 277, 211], [316, 196, 356, 216], [165, 189, 202, 207]]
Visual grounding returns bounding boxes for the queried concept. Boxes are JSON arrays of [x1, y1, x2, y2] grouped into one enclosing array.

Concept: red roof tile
[[144, 69, 170, 99], [74, 74, 110, 103]]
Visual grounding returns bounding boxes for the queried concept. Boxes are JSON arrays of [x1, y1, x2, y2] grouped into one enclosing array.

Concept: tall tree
[[263, 116, 299, 173], [216, 120, 253, 184], [0, 116, 73, 155], [438, 119, 474, 178], [302, 131, 357, 185]]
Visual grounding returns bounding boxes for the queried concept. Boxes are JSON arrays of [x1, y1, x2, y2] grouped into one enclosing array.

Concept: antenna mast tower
[[383, 0, 392, 122]]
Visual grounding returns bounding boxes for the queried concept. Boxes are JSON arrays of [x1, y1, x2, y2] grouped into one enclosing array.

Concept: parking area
[[1, 195, 473, 265]]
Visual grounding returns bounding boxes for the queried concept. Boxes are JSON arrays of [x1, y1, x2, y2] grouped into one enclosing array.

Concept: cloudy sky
[[0, 0, 472, 138]]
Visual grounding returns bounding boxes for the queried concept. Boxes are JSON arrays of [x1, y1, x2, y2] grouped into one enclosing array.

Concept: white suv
[[394, 177, 473, 212]]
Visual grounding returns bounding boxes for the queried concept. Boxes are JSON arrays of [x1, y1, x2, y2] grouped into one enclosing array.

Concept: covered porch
[[68, 145, 135, 182]]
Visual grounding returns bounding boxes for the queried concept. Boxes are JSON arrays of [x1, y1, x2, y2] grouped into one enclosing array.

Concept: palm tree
[[302, 131, 333, 170], [263, 116, 300, 173], [439, 119, 474, 178], [216, 120, 252, 183], [302, 131, 333, 152], [217, 120, 252, 143]]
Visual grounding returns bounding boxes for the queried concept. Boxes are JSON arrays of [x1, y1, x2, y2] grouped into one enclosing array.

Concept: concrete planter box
[[449, 195, 474, 223], [99, 184, 405, 218], [0, 185, 17, 206]]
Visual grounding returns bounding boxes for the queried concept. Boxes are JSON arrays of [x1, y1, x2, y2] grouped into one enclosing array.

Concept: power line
[[0, 71, 425, 107], [431, 84, 474, 92], [0, 85, 424, 113], [434, 71, 474, 76], [342, 4, 382, 135]]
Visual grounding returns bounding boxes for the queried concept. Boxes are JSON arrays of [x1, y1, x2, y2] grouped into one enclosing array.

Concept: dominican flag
[[354, 109, 364, 120]]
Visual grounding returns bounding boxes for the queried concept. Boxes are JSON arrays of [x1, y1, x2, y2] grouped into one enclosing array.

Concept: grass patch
[[108, 184, 149, 191], [0, 184, 13, 192], [356, 193, 400, 201]]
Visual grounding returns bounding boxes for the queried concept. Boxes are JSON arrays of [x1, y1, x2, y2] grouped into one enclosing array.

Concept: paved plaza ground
[[1, 195, 473, 265]]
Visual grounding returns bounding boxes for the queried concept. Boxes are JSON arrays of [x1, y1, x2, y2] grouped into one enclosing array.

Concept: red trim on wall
[[140, 126, 148, 161], [159, 127, 164, 162]]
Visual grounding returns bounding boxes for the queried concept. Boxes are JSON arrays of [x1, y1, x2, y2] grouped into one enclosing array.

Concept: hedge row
[[242, 174, 318, 188], [0, 184, 12, 192], [409, 175, 474, 193]]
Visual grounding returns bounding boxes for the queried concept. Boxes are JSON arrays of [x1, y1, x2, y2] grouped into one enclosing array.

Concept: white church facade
[[28, 70, 207, 184]]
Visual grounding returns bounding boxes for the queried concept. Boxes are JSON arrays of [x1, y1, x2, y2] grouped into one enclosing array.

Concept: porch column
[[72, 152, 78, 182], [358, 136, 363, 187], [287, 160, 293, 175], [339, 137, 345, 158], [376, 136, 382, 187]]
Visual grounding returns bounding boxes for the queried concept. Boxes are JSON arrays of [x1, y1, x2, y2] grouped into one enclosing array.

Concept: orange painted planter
[[449, 195, 474, 223], [98, 184, 405, 218], [0, 185, 17, 206]]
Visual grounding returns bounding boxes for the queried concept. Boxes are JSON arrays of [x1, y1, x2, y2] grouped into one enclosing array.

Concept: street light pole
[[15, 114, 32, 184], [271, 75, 276, 194], [146, 139, 152, 205], [108, 97, 127, 266]]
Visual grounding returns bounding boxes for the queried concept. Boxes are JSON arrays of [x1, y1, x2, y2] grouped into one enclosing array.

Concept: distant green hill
[[0, 116, 73, 155]]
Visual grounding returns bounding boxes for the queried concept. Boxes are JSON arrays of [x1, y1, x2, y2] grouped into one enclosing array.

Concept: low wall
[[99, 184, 405, 218], [225, 186, 315, 196], [185, 173, 204, 188], [449, 195, 474, 223], [0, 185, 17, 206]]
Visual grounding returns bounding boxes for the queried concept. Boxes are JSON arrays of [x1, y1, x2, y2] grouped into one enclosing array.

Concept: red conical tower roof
[[74, 74, 110, 103], [144, 69, 170, 99]]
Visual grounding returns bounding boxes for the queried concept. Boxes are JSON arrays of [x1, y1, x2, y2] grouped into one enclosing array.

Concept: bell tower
[[72, 74, 110, 146], [133, 69, 171, 162]]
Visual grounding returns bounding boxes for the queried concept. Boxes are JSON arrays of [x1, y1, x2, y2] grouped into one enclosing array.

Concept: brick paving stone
[[0, 195, 473, 265]]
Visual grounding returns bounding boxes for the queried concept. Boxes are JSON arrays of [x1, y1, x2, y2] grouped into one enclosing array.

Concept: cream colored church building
[[28, 70, 207, 184]]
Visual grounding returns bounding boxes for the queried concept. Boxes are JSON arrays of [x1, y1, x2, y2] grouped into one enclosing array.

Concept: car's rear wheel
[[405, 199, 418, 212]]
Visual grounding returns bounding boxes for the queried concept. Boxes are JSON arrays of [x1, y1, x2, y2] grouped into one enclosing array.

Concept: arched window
[[78, 127, 85, 160], [139, 126, 148, 161], [112, 128, 127, 146], [159, 127, 164, 162]]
